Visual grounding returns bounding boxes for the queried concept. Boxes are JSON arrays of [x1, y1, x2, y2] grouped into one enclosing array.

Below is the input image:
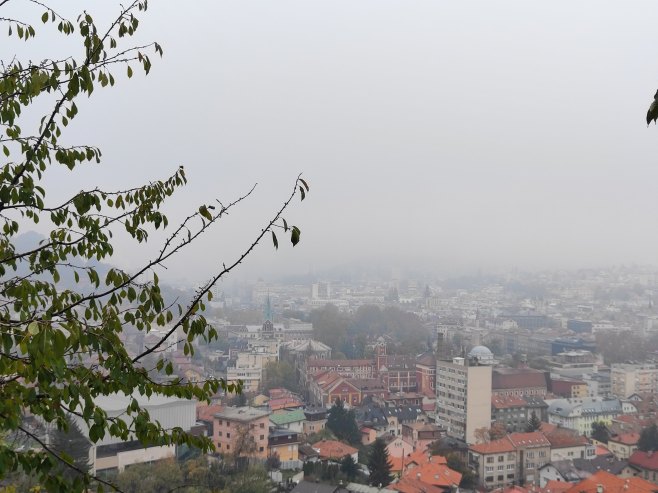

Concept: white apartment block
[[611, 364, 658, 398], [436, 357, 492, 444]]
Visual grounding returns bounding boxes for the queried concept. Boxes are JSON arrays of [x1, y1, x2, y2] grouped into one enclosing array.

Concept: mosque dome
[[467, 345, 494, 360]]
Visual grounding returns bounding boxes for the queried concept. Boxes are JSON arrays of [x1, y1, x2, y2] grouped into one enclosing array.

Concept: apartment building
[[213, 407, 270, 458], [492, 368, 548, 398], [435, 356, 492, 444], [611, 364, 658, 398], [545, 397, 623, 436]]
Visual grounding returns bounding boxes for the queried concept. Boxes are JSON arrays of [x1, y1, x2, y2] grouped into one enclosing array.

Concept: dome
[[468, 345, 493, 360]]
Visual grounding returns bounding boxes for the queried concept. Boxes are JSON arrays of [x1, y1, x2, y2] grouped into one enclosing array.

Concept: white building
[[545, 397, 623, 436], [72, 393, 196, 474], [611, 364, 658, 398], [435, 355, 492, 444]]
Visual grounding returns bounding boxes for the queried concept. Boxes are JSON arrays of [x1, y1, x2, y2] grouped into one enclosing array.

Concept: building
[[549, 377, 589, 398], [468, 436, 518, 489], [435, 356, 492, 444], [492, 368, 548, 398], [629, 450, 658, 483], [213, 406, 270, 458], [561, 470, 656, 493], [75, 393, 197, 474], [269, 409, 306, 433], [611, 364, 658, 399], [312, 439, 359, 462], [401, 422, 443, 452], [543, 427, 593, 461], [607, 432, 639, 460], [416, 352, 437, 396], [376, 342, 418, 393], [268, 428, 300, 462], [545, 397, 623, 436], [303, 408, 327, 436], [304, 359, 373, 388], [538, 457, 640, 487], [507, 432, 552, 485], [491, 395, 548, 433]]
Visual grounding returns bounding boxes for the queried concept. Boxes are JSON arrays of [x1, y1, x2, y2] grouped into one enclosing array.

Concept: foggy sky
[[10, 1, 658, 283]]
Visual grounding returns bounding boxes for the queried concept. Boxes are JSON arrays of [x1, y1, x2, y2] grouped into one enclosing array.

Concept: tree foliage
[[327, 399, 361, 445], [263, 360, 298, 393], [638, 424, 658, 452], [340, 454, 358, 480], [591, 421, 610, 444], [50, 416, 91, 482], [526, 411, 541, 433], [368, 438, 392, 487], [0, 2, 308, 491]]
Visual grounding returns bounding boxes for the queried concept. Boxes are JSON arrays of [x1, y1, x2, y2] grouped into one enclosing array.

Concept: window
[[526, 452, 534, 459], [485, 476, 494, 483], [497, 475, 504, 481], [226, 444, 230, 450], [259, 447, 264, 452], [507, 464, 515, 470], [218, 420, 223, 425], [498, 455, 504, 462], [217, 432, 222, 437], [485, 466, 494, 473], [260, 435, 264, 440], [260, 423, 265, 429], [226, 433, 231, 439], [497, 465, 504, 471], [486, 457, 494, 464]]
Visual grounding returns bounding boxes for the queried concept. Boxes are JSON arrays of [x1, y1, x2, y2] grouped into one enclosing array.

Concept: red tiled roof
[[630, 450, 658, 471], [542, 480, 571, 493], [492, 368, 547, 390], [609, 432, 640, 446], [402, 461, 462, 489], [492, 395, 528, 409], [544, 428, 589, 448], [563, 470, 657, 493], [307, 359, 372, 367], [390, 477, 444, 493], [312, 440, 358, 460], [470, 436, 516, 455], [508, 432, 551, 448]]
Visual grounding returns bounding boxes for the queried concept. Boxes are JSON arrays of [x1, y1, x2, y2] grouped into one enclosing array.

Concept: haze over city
[[9, 0, 658, 283]]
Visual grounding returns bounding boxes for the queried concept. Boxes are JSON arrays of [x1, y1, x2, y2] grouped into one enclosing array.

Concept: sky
[[7, 1, 658, 284]]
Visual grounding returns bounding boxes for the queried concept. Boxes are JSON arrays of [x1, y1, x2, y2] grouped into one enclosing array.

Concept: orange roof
[[390, 477, 444, 493], [630, 450, 658, 471], [268, 397, 303, 411], [389, 455, 405, 474], [312, 440, 358, 460], [595, 444, 611, 456], [404, 450, 446, 469], [609, 432, 639, 446], [544, 428, 589, 448], [492, 394, 528, 409], [542, 480, 571, 493], [470, 436, 516, 455], [563, 470, 657, 493], [539, 422, 558, 434], [508, 432, 551, 448], [401, 461, 462, 488]]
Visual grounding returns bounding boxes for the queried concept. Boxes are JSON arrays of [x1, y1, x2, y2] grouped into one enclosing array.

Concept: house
[[538, 456, 639, 487], [312, 439, 359, 462], [416, 352, 437, 396], [507, 432, 551, 485], [360, 426, 377, 446], [269, 409, 306, 433], [469, 436, 518, 489], [492, 368, 548, 397], [562, 469, 657, 493], [543, 427, 593, 461], [491, 395, 548, 432], [545, 398, 623, 436], [268, 428, 299, 462], [630, 450, 658, 483], [303, 407, 328, 436], [401, 422, 443, 452], [607, 432, 639, 460], [308, 371, 363, 407], [213, 406, 270, 458]]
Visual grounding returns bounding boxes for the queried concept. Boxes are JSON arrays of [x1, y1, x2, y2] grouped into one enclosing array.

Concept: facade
[[268, 428, 300, 462], [226, 366, 261, 393], [213, 406, 270, 458], [304, 359, 373, 388], [435, 357, 492, 444], [545, 397, 623, 436], [607, 432, 639, 460], [416, 352, 437, 396], [492, 368, 548, 397], [80, 394, 196, 474], [611, 364, 658, 398], [491, 395, 548, 433], [303, 408, 327, 436], [269, 409, 306, 433], [468, 437, 518, 489], [630, 450, 658, 483]]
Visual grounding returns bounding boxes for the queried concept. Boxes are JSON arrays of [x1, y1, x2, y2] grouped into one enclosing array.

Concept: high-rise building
[[611, 364, 658, 398], [436, 356, 492, 444]]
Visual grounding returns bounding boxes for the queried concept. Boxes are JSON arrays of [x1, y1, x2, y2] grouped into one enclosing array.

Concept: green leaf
[[291, 226, 301, 246], [198, 205, 212, 221], [127, 65, 133, 78], [299, 186, 306, 201], [2, 146, 8, 157], [27, 322, 40, 335], [41, 11, 49, 23], [272, 231, 278, 249], [300, 178, 310, 191]]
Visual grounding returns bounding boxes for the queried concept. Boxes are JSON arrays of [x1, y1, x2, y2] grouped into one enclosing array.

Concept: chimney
[[596, 485, 604, 493]]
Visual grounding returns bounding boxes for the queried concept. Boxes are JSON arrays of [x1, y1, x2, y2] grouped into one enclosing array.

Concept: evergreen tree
[[368, 438, 392, 487], [525, 411, 541, 432], [591, 421, 610, 443], [341, 455, 358, 480], [327, 399, 361, 445], [638, 424, 658, 452], [50, 417, 91, 482]]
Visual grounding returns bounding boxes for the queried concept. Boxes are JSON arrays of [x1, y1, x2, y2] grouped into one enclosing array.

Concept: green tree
[[368, 438, 392, 487], [327, 399, 361, 445], [638, 424, 658, 452], [341, 454, 358, 480], [263, 360, 298, 393], [526, 411, 541, 432], [591, 421, 610, 443], [50, 417, 91, 482], [0, 2, 308, 491], [445, 452, 478, 490]]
